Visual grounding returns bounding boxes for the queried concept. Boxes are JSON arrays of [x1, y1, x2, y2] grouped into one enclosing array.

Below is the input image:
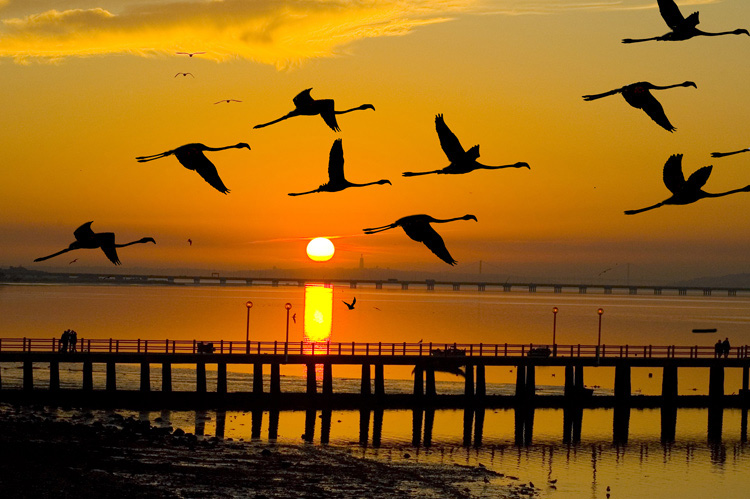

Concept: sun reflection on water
[[303, 284, 333, 380]]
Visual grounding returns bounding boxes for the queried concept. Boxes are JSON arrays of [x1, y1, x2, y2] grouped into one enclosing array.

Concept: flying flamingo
[[176, 52, 205, 57], [624, 154, 750, 215], [363, 214, 477, 265], [622, 0, 749, 44], [174, 72, 194, 78], [343, 297, 356, 310], [582, 81, 696, 132], [402, 114, 529, 177], [253, 88, 375, 132], [68, 259, 78, 264], [288, 139, 391, 196], [135, 142, 250, 194], [34, 222, 155, 265], [711, 148, 750, 158], [214, 99, 242, 104]]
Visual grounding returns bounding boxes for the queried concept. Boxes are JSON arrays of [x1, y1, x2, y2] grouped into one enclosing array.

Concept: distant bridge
[[8, 272, 750, 297]]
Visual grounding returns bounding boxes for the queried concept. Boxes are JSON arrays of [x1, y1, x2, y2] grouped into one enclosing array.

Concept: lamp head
[[246, 301, 253, 309], [285, 303, 292, 310]]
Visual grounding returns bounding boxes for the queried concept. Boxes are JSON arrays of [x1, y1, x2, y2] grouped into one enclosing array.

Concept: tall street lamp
[[596, 308, 604, 366], [245, 301, 253, 354], [552, 307, 559, 357], [284, 303, 292, 362]]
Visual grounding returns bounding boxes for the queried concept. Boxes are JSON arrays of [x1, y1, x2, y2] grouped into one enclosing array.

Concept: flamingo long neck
[[254, 110, 300, 129], [622, 35, 663, 44], [698, 29, 744, 37], [703, 186, 750, 198], [651, 83, 689, 90], [203, 144, 245, 152], [474, 161, 527, 170], [114, 239, 151, 248], [350, 180, 389, 187], [136, 151, 173, 162], [434, 216, 470, 223], [334, 105, 370, 115]]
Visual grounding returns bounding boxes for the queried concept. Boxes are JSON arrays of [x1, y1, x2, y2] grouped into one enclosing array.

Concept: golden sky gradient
[[2, 0, 750, 281]]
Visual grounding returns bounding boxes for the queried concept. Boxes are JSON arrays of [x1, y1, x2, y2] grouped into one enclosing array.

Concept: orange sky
[[2, 0, 750, 282]]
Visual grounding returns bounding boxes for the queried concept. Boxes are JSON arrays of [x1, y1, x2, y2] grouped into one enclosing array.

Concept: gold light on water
[[303, 284, 333, 380]]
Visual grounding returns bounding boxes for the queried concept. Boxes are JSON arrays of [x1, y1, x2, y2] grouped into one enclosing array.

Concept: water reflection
[[303, 284, 333, 381]]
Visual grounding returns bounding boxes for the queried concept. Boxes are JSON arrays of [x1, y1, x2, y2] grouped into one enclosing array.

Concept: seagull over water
[[175, 72, 194, 78], [622, 0, 749, 43], [135, 142, 251, 194], [214, 99, 242, 104], [624, 154, 750, 215], [176, 51, 205, 57], [402, 114, 529, 177], [363, 214, 477, 265], [343, 297, 356, 310], [582, 81, 696, 132], [34, 222, 155, 265]]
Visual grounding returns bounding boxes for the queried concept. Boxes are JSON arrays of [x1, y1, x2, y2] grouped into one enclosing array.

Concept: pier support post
[[476, 365, 486, 399], [161, 363, 171, 392], [374, 364, 385, 398], [270, 363, 281, 395], [23, 361, 33, 391], [140, 362, 151, 392], [464, 364, 475, 399], [323, 364, 333, 396], [662, 365, 678, 403], [107, 362, 116, 392], [253, 363, 264, 394], [575, 365, 585, 395], [425, 367, 436, 397], [49, 361, 59, 392], [525, 365, 536, 399], [614, 365, 631, 403], [83, 361, 93, 391], [564, 365, 575, 399], [361, 364, 371, 396], [196, 363, 206, 394], [306, 363, 316, 396], [217, 363, 227, 394], [515, 365, 526, 399], [709, 365, 724, 400], [742, 366, 749, 397], [413, 366, 424, 397]]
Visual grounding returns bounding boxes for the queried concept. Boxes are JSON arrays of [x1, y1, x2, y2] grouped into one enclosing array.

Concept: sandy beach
[[0, 403, 537, 499]]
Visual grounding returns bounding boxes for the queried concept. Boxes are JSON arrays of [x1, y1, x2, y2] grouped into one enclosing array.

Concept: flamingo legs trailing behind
[[403, 114, 529, 177], [624, 154, 750, 215], [622, 0, 749, 43], [253, 88, 375, 132], [363, 214, 477, 265], [582, 81, 696, 132], [34, 222, 155, 265], [136, 142, 250, 194], [288, 139, 391, 196]]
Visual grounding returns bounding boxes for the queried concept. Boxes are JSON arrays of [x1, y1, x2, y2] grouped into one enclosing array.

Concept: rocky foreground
[[0, 404, 539, 499]]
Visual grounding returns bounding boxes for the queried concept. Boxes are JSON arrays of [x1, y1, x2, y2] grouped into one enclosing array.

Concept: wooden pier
[[2, 338, 750, 409]]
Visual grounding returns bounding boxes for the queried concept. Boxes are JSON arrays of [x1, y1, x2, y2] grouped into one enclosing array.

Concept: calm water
[[3, 283, 750, 498]]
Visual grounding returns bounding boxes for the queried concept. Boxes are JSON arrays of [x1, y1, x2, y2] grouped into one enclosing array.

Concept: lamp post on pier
[[284, 303, 292, 362], [596, 308, 604, 366], [552, 307, 559, 357], [245, 301, 253, 354]]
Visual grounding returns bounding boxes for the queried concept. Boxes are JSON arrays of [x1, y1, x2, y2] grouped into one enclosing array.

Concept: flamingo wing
[[401, 222, 457, 265], [625, 90, 675, 132], [435, 114, 465, 163], [175, 148, 230, 194], [657, 0, 686, 30], [293, 88, 315, 108], [73, 221, 96, 243], [662, 154, 686, 194], [685, 166, 712, 191], [97, 232, 121, 265], [319, 100, 340, 131], [327, 139, 346, 184]]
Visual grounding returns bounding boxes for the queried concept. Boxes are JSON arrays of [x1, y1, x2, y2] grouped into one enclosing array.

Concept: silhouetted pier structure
[[2, 338, 750, 411], [8, 272, 750, 297]]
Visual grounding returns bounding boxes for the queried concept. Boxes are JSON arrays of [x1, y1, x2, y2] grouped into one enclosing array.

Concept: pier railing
[[1, 338, 748, 360]]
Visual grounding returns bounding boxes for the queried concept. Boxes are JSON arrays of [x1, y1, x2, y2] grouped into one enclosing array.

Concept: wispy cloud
[[0, 0, 726, 66]]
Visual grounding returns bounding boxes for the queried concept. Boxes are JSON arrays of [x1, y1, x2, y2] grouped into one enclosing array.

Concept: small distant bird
[[175, 72, 194, 78], [136, 142, 251, 194], [343, 297, 356, 310], [363, 214, 477, 265], [254, 88, 375, 132], [402, 114, 529, 177], [68, 258, 78, 264], [292, 313, 297, 324], [187, 239, 192, 246], [214, 99, 242, 104], [712, 148, 750, 158], [176, 52, 205, 57], [34, 222, 155, 265], [622, 0, 749, 44], [583, 81, 696, 132], [288, 139, 391, 196], [624, 154, 750, 215]]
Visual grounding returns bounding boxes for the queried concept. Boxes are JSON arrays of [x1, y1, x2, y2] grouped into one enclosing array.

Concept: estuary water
[[2, 283, 750, 498]]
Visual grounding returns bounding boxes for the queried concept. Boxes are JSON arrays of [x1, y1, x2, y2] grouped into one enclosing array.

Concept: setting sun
[[306, 237, 335, 262]]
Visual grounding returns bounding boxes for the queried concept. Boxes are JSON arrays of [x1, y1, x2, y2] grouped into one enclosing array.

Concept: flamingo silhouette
[[363, 214, 477, 265], [343, 297, 356, 310], [135, 142, 250, 194], [176, 52, 205, 57], [174, 72, 194, 78], [288, 139, 391, 196], [214, 99, 242, 104], [403, 114, 529, 177], [622, 0, 749, 44], [711, 148, 750, 158], [34, 222, 155, 265], [582, 81, 696, 132], [253, 88, 375, 132], [624, 154, 750, 215]]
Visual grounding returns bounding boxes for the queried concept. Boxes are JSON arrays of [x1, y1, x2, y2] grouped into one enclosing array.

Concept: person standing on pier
[[59, 330, 70, 353], [722, 337, 731, 359], [69, 330, 78, 352]]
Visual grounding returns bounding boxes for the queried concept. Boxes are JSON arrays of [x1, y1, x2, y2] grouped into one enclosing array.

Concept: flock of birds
[[33, 0, 750, 267]]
